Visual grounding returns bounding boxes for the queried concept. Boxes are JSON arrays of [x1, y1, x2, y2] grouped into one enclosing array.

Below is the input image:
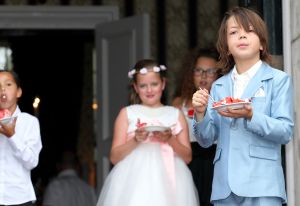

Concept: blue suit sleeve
[[192, 107, 218, 148], [245, 74, 294, 144]]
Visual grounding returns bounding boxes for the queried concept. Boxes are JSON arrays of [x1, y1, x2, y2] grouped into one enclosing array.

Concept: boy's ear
[[17, 88, 22, 98]]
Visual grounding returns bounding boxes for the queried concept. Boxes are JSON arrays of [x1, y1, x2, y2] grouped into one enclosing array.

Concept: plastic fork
[[199, 87, 216, 102]]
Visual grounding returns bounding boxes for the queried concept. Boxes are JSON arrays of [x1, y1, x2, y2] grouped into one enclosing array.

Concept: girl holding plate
[[97, 59, 199, 206]]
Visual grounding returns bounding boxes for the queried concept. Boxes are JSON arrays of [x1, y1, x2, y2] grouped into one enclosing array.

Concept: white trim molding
[[282, 0, 295, 206], [0, 6, 119, 29]]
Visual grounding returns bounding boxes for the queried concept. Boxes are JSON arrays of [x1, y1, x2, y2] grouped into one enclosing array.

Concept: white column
[[282, 0, 295, 205]]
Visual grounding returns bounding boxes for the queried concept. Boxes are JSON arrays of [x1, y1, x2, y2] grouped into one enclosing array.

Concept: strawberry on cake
[[212, 96, 251, 110], [0, 109, 11, 120], [0, 109, 14, 124]]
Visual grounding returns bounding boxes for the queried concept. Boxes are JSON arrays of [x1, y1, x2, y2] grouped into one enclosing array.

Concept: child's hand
[[153, 129, 172, 142], [0, 117, 17, 138], [134, 127, 149, 142], [218, 104, 253, 120], [192, 89, 209, 114]]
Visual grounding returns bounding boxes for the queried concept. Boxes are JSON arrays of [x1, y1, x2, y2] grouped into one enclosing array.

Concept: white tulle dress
[[97, 105, 199, 206]]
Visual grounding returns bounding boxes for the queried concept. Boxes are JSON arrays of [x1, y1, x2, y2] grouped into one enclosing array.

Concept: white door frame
[[0, 6, 118, 29], [95, 14, 150, 192], [282, 1, 296, 206]]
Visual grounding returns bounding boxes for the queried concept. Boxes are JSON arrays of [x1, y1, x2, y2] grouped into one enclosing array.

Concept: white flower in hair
[[128, 69, 136, 78], [160, 65, 167, 70], [153, 66, 160, 72], [127, 65, 167, 79], [139, 68, 148, 74]]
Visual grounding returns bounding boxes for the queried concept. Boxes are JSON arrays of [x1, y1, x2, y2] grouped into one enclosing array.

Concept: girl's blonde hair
[[216, 7, 271, 74]]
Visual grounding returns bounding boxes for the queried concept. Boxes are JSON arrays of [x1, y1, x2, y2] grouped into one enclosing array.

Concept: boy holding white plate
[[0, 70, 42, 206], [192, 7, 294, 206]]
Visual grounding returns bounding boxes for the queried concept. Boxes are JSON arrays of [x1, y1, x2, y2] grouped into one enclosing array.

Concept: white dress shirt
[[0, 106, 42, 205], [231, 60, 262, 98]]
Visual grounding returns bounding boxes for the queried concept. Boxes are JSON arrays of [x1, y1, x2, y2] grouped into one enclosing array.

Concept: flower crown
[[128, 65, 167, 79]]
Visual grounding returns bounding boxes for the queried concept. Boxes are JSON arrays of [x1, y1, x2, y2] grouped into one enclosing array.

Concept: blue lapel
[[241, 63, 273, 99], [214, 73, 233, 100], [214, 63, 274, 100], [212, 63, 274, 125]]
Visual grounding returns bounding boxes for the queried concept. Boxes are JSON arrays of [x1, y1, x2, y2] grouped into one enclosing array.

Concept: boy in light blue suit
[[192, 7, 294, 206]]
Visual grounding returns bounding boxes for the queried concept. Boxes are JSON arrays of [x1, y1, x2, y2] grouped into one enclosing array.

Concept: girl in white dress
[[97, 59, 199, 206]]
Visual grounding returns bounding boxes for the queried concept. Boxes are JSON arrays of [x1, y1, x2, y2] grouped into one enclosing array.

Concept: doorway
[[0, 29, 94, 203], [0, 7, 150, 200], [0, 7, 119, 204]]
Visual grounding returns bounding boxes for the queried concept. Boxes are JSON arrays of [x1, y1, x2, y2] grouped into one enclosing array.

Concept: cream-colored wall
[[291, 0, 300, 204]]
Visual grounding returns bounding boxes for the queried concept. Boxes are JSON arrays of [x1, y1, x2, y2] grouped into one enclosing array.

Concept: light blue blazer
[[193, 63, 294, 203]]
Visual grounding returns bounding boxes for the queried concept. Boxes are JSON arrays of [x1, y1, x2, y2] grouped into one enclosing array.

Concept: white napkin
[[254, 87, 265, 97]]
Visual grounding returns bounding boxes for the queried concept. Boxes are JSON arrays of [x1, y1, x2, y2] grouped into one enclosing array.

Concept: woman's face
[[133, 71, 165, 107], [193, 56, 218, 92]]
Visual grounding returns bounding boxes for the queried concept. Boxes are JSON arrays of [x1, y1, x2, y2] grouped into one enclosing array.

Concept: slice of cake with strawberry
[[0, 109, 11, 119], [212, 96, 252, 110], [0, 109, 13, 124]]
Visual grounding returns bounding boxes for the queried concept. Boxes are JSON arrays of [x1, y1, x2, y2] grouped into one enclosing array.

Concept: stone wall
[[121, 0, 222, 101]]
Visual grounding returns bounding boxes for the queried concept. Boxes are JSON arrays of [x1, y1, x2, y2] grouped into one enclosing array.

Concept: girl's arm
[[109, 108, 140, 165], [167, 110, 192, 164]]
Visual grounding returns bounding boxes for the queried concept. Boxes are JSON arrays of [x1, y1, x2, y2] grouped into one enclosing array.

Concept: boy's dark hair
[[0, 69, 21, 87], [58, 150, 79, 169], [216, 7, 271, 74]]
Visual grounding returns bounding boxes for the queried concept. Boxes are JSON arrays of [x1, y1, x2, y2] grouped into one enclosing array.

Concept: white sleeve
[[8, 115, 42, 170]]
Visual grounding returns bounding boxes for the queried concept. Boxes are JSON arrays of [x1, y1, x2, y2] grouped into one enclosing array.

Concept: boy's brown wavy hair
[[216, 7, 271, 74]]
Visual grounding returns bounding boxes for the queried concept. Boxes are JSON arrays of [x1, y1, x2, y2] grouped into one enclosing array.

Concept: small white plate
[[144, 126, 169, 132], [0, 116, 16, 124], [212, 102, 251, 112]]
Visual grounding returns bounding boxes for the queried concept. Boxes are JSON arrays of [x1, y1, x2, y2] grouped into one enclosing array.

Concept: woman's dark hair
[[216, 7, 271, 74], [174, 47, 220, 101]]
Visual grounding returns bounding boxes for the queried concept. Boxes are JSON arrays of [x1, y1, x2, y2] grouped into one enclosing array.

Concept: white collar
[[12, 105, 21, 117], [231, 60, 262, 81]]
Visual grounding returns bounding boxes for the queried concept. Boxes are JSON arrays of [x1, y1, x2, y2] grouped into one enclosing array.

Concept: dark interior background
[[0, 30, 93, 185]]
